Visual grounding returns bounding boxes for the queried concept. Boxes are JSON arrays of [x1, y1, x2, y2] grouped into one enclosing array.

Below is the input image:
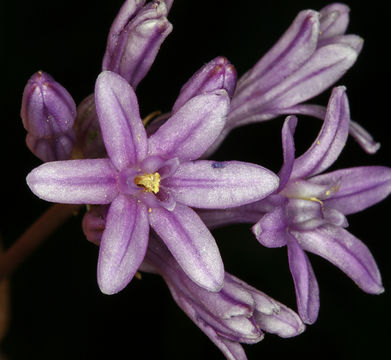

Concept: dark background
[[1, 0, 390, 359]]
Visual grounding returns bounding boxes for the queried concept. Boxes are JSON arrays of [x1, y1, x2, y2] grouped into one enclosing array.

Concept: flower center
[[134, 172, 161, 194]]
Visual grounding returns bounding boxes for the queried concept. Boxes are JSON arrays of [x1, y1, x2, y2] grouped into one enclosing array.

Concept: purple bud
[[82, 205, 109, 246], [102, 0, 173, 88], [25, 133, 75, 163], [21, 71, 76, 161], [73, 94, 107, 159], [172, 56, 237, 113]]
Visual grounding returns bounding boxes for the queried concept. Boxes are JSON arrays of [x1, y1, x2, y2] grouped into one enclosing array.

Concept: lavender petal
[[170, 288, 249, 360], [252, 204, 290, 248], [319, 3, 350, 39], [294, 225, 384, 294], [255, 299, 306, 338], [311, 166, 391, 215], [26, 159, 118, 204], [287, 234, 320, 324], [149, 203, 224, 291], [164, 160, 279, 208], [98, 195, 149, 294], [148, 90, 229, 161], [292, 86, 349, 178], [95, 71, 147, 170], [235, 10, 320, 94], [278, 116, 297, 191], [264, 44, 357, 113]]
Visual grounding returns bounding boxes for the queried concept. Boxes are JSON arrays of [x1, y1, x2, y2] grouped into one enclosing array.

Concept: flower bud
[[82, 205, 109, 245], [21, 71, 76, 161], [102, 0, 173, 88], [144, 235, 304, 358], [73, 94, 107, 159], [172, 56, 237, 113]]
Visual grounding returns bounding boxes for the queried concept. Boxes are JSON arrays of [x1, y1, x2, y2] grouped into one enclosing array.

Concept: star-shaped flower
[[27, 71, 279, 294], [199, 87, 391, 324]]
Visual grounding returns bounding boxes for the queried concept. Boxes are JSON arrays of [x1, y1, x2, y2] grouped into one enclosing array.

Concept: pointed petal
[[294, 225, 384, 294], [291, 87, 349, 178], [148, 90, 229, 161], [281, 104, 380, 154], [26, 159, 118, 204], [149, 203, 224, 291], [278, 116, 297, 191], [95, 71, 147, 170], [311, 166, 391, 215], [287, 234, 320, 324], [164, 160, 279, 208], [98, 195, 149, 294]]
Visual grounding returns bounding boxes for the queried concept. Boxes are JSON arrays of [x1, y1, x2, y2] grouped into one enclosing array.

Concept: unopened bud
[[73, 94, 107, 159], [21, 71, 76, 161], [102, 0, 173, 88], [172, 56, 237, 113]]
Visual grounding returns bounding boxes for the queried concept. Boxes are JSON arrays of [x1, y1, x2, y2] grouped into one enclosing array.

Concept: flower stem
[[0, 203, 82, 281]]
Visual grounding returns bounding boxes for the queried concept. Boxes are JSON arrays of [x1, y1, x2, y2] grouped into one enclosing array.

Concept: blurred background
[[1, 0, 390, 358]]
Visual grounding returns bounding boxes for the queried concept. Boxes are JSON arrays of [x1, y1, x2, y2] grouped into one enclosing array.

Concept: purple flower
[[199, 87, 391, 324], [21, 71, 76, 162], [205, 3, 378, 157], [26, 70, 279, 295], [142, 234, 305, 360]]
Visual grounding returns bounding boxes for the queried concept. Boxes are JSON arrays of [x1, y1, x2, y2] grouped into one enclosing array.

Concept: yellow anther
[[134, 172, 161, 194]]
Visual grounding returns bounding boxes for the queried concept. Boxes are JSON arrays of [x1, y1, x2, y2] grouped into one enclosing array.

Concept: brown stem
[[0, 203, 83, 281]]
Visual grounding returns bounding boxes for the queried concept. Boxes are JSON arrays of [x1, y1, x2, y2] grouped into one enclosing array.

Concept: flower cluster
[[21, 1, 390, 359]]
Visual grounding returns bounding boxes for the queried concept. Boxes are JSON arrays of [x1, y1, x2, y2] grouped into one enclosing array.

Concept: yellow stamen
[[142, 110, 162, 126], [293, 196, 325, 212], [134, 172, 161, 194]]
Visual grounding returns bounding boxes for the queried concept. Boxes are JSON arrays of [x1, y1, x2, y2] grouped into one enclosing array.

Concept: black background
[[1, 0, 390, 359]]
